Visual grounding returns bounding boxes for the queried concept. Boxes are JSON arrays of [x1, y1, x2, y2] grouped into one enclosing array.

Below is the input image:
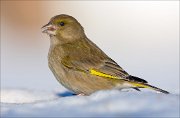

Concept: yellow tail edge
[[130, 82, 169, 94]]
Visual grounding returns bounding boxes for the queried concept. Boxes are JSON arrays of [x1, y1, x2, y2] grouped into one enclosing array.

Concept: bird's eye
[[59, 22, 65, 26]]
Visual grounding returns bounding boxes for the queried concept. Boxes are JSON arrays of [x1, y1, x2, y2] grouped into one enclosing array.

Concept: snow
[[1, 89, 179, 117], [1, 89, 58, 104]]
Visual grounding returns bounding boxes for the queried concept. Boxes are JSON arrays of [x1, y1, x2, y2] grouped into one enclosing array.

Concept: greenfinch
[[42, 14, 169, 95]]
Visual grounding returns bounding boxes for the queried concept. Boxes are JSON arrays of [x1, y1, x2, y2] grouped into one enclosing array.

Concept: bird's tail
[[130, 82, 169, 94]]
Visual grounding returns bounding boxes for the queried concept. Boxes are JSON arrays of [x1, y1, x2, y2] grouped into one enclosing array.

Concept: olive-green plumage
[[42, 14, 169, 95]]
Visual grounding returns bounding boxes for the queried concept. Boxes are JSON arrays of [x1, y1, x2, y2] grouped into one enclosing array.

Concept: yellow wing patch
[[90, 69, 119, 79], [130, 82, 151, 89], [89, 69, 169, 94]]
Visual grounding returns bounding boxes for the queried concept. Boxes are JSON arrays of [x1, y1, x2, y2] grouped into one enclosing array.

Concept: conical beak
[[41, 23, 56, 35]]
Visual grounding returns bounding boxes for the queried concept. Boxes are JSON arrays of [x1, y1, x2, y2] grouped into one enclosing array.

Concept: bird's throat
[[49, 36, 61, 46]]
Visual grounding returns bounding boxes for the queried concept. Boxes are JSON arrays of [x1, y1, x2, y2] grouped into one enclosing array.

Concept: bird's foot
[[77, 93, 85, 96]]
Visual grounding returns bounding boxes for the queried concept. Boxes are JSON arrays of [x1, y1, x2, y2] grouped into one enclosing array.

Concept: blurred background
[[1, 1, 179, 93]]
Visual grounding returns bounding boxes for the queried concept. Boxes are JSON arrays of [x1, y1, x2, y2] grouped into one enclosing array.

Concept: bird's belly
[[48, 51, 122, 95], [48, 60, 116, 95], [48, 58, 72, 91], [62, 70, 117, 95]]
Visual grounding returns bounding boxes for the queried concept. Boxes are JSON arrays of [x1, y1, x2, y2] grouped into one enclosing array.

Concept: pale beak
[[41, 23, 57, 35]]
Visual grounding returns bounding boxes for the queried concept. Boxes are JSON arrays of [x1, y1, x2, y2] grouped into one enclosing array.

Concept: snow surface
[[1, 89, 179, 117]]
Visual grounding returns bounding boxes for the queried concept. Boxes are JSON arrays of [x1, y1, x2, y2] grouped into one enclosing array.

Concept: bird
[[42, 14, 169, 95]]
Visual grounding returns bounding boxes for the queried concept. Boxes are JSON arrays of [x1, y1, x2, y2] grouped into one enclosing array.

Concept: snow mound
[[1, 89, 179, 117], [1, 89, 57, 104]]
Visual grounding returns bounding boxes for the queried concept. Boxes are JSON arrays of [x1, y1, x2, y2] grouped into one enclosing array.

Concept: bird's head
[[42, 14, 85, 41]]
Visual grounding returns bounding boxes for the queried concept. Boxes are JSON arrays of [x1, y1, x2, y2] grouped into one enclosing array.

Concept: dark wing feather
[[97, 58, 148, 83], [128, 75, 147, 83], [99, 58, 129, 78]]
